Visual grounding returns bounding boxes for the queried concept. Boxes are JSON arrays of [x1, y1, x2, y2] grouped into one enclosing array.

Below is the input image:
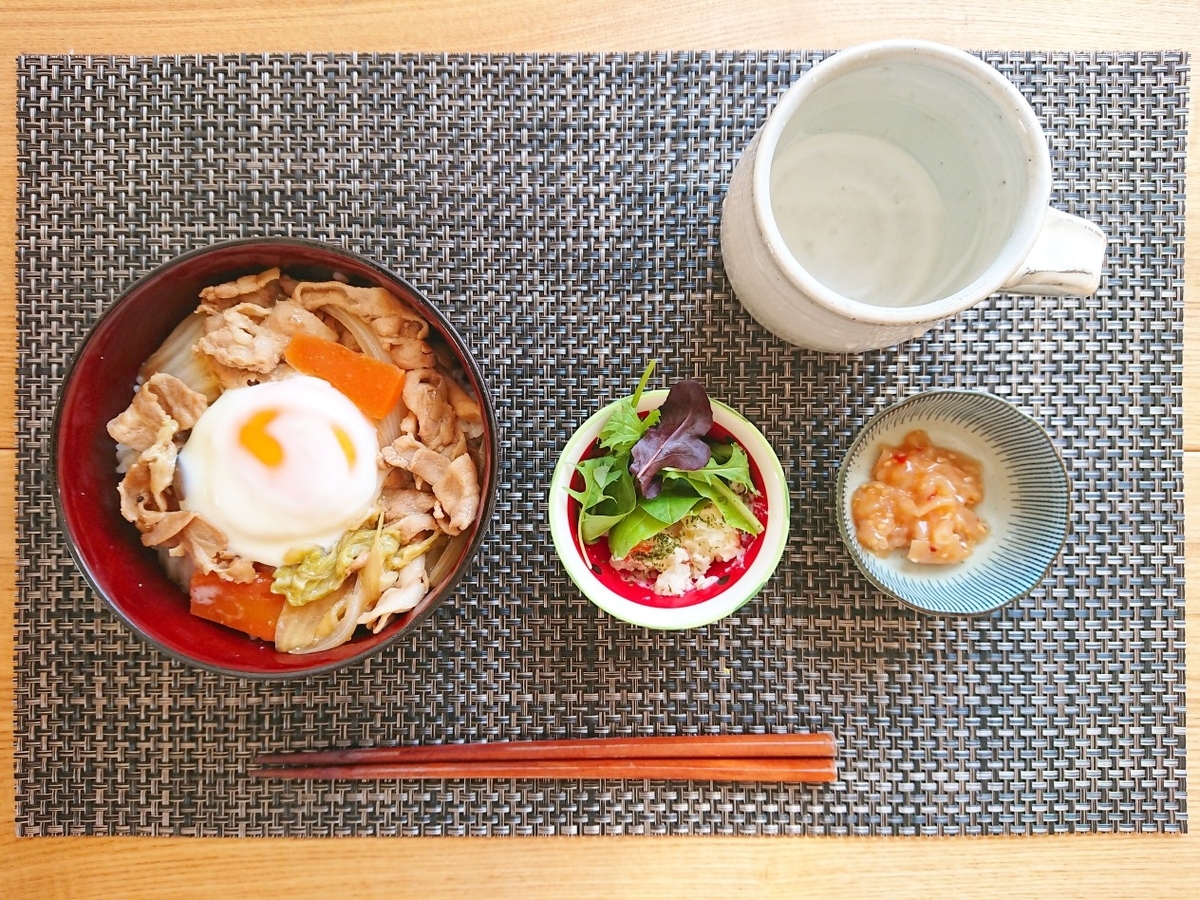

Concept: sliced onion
[[157, 547, 194, 592], [322, 305, 406, 446], [357, 516, 388, 608], [426, 532, 468, 588], [140, 312, 221, 401], [359, 554, 428, 633], [274, 581, 372, 654]]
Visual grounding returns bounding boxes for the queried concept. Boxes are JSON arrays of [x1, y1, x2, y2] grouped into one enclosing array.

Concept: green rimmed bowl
[[549, 390, 790, 629]]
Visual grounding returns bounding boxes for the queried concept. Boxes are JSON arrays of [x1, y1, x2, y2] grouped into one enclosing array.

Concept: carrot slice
[[284, 331, 406, 419], [189, 568, 287, 642]]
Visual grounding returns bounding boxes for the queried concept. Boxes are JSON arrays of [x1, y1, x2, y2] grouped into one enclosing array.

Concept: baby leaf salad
[[569, 362, 764, 561]]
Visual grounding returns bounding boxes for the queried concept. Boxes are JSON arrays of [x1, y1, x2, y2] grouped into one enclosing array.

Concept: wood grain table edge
[[1, 3, 1195, 897]]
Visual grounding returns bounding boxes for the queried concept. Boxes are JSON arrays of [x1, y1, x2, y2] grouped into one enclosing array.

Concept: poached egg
[[178, 375, 382, 566]]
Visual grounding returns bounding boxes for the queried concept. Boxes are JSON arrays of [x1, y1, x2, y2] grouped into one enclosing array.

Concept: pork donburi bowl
[[54, 239, 499, 678]]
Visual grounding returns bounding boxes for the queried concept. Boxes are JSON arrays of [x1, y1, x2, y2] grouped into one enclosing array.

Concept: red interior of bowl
[[566, 421, 769, 609], [53, 238, 496, 678]]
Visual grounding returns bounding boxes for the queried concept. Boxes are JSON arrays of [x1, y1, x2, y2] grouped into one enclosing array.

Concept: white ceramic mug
[[720, 40, 1107, 353]]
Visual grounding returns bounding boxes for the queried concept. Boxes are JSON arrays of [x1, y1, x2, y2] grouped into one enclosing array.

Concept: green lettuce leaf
[[607, 483, 709, 559], [688, 442, 757, 492], [596, 360, 659, 456], [569, 455, 638, 543], [607, 505, 673, 560], [665, 470, 763, 536], [638, 482, 707, 525]]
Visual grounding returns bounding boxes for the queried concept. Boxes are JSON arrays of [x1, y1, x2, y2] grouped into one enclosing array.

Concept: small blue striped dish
[[836, 390, 1071, 615]]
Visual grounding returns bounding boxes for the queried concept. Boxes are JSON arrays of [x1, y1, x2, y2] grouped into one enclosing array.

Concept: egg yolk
[[239, 410, 284, 467], [334, 426, 357, 468], [239, 409, 357, 470]]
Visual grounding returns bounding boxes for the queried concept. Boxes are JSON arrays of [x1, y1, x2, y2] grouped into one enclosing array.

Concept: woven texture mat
[[14, 51, 1188, 836]]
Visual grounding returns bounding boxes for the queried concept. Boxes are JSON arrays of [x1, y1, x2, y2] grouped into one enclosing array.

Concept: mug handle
[[1000, 208, 1107, 296]]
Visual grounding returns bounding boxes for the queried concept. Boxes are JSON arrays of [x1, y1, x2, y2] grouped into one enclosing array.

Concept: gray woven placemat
[[14, 50, 1187, 836]]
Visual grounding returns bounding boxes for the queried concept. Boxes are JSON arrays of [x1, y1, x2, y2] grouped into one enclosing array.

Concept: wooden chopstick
[[254, 757, 837, 782], [252, 733, 838, 783], [255, 732, 836, 765]]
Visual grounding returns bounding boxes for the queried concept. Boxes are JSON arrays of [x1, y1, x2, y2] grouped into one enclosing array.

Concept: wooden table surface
[[2, 2, 1196, 897]]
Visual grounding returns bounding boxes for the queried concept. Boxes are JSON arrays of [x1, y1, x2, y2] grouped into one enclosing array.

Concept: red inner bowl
[[566, 420, 769, 609], [53, 238, 497, 678]]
